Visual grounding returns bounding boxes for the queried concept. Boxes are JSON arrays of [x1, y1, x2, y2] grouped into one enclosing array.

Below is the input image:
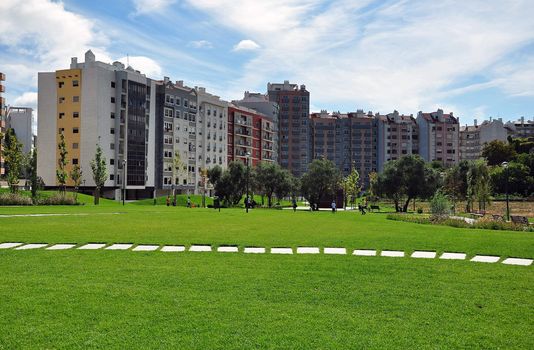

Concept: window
[[111, 81, 116, 88], [58, 82, 64, 88], [111, 97, 115, 103], [110, 159, 115, 165], [184, 99, 188, 107], [72, 80, 79, 87], [111, 112, 115, 119], [59, 97, 65, 103], [73, 127, 79, 134], [175, 98, 181, 106], [59, 112, 65, 119], [73, 112, 79, 118], [73, 96, 79, 102], [110, 143, 115, 150], [110, 174, 115, 181], [72, 158, 79, 165], [175, 110, 181, 118], [73, 143, 79, 149], [110, 128, 115, 134]]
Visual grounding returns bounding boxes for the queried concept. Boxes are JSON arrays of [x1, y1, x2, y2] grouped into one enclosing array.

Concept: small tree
[[3, 129, 24, 193], [27, 149, 39, 202], [70, 164, 83, 203], [430, 191, 450, 218], [343, 167, 360, 208], [467, 159, 491, 211], [56, 133, 69, 195], [90, 144, 107, 205], [300, 159, 341, 210], [274, 169, 294, 204]]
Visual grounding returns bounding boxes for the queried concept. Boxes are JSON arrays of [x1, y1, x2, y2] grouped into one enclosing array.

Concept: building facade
[[505, 117, 534, 138], [38, 50, 156, 199], [267, 81, 310, 177], [310, 110, 377, 187], [155, 77, 198, 194], [227, 104, 275, 166], [416, 109, 459, 167], [0, 72, 5, 176], [6, 107, 33, 154], [376, 111, 419, 172], [460, 118, 508, 161]]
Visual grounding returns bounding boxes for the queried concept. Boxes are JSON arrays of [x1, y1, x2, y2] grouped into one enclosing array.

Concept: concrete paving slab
[[411, 251, 436, 259], [471, 255, 500, 263], [244, 247, 265, 254], [324, 247, 347, 255], [381, 250, 405, 257], [160, 245, 185, 252], [105, 243, 133, 250], [78, 243, 107, 250], [502, 258, 533, 266], [46, 244, 76, 250], [296, 247, 320, 254], [439, 252, 466, 260], [133, 245, 159, 252], [271, 247, 293, 254], [0, 242, 24, 249], [15, 243, 48, 250], [189, 245, 212, 252], [217, 246, 239, 253], [353, 249, 377, 256]]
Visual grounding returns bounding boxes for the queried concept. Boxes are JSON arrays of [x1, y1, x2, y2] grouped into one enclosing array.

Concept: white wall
[[37, 72, 57, 186]]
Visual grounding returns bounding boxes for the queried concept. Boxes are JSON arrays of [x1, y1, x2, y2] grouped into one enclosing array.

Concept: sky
[[1, 0, 533, 125]]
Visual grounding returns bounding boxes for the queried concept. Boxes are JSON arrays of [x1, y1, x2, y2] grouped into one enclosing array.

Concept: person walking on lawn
[[331, 200, 336, 213]]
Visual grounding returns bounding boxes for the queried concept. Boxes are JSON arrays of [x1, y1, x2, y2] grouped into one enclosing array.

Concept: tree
[[27, 149, 39, 202], [213, 161, 246, 206], [207, 165, 223, 187], [466, 159, 491, 211], [300, 159, 341, 210], [3, 129, 24, 193], [274, 169, 294, 203], [509, 137, 534, 154], [254, 162, 281, 207], [481, 140, 516, 166], [70, 164, 83, 203], [56, 132, 69, 194], [343, 167, 360, 208], [90, 144, 107, 205], [443, 160, 469, 212], [490, 162, 533, 196]]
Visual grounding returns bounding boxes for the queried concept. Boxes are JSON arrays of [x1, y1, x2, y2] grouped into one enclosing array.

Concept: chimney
[[85, 50, 95, 63], [521, 116, 525, 125], [70, 57, 78, 68], [176, 80, 183, 87], [474, 119, 477, 127], [163, 76, 169, 84], [498, 117, 502, 123]]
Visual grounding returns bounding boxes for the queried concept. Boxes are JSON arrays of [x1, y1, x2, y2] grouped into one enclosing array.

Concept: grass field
[[0, 201, 533, 349]]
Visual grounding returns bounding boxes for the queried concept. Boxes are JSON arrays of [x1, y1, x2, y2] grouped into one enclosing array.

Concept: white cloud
[[132, 0, 176, 15], [233, 39, 261, 52], [13, 92, 38, 108], [117, 56, 163, 78], [189, 40, 213, 49]]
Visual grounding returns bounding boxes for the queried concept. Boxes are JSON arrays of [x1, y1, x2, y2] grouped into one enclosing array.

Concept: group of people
[[166, 195, 192, 207]]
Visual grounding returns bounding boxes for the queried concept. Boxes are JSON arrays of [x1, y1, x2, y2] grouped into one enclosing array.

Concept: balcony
[[236, 140, 252, 147], [235, 119, 252, 126], [235, 128, 252, 137]]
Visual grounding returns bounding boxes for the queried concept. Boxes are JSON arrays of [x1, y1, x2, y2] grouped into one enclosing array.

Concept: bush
[[0, 193, 33, 206], [430, 192, 450, 217], [38, 193, 80, 205], [416, 207, 423, 214]]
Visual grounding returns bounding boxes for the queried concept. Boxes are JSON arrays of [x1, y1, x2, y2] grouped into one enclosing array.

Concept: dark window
[[72, 158, 79, 165], [58, 82, 64, 88], [110, 128, 115, 134], [72, 80, 79, 87], [111, 112, 115, 119], [73, 112, 79, 118], [73, 127, 79, 134], [111, 97, 115, 103], [111, 81, 116, 88], [59, 113, 64, 119], [110, 159, 115, 165]]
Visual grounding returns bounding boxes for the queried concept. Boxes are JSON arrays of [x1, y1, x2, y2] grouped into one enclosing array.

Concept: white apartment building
[[460, 118, 508, 161], [6, 107, 34, 154]]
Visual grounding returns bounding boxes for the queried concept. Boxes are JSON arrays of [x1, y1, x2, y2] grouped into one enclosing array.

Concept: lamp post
[[502, 161, 510, 221], [122, 159, 127, 206], [245, 151, 251, 213]]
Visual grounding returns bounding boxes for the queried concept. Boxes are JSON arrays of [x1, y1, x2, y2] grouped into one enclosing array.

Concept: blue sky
[[1, 0, 533, 124]]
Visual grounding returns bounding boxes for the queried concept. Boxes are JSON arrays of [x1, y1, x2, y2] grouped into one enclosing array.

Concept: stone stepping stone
[[0, 242, 24, 249], [381, 250, 405, 257], [133, 245, 159, 252], [78, 243, 107, 250], [244, 247, 265, 254], [46, 244, 76, 250], [160, 245, 185, 252], [217, 246, 239, 253], [502, 258, 533, 266], [189, 245, 211, 252], [105, 243, 133, 250], [296, 247, 320, 254], [324, 247, 346, 255], [271, 247, 293, 254], [411, 251, 436, 259], [353, 249, 377, 256], [439, 252, 466, 260], [15, 243, 48, 250], [471, 255, 500, 263]]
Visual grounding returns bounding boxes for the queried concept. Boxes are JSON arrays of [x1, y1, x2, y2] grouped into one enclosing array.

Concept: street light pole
[[122, 159, 127, 206], [502, 161, 510, 221]]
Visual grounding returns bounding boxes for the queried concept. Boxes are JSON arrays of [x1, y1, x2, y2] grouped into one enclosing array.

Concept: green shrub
[[38, 193, 80, 205], [430, 192, 450, 217], [0, 193, 33, 206], [416, 207, 423, 214]]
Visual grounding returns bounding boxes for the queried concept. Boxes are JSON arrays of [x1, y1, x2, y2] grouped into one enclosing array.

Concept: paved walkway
[[0, 242, 531, 266]]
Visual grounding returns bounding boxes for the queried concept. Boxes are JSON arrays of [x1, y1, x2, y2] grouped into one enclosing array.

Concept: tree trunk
[[94, 187, 100, 205], [268, 194, 272, 208], [402, 197, 412, 213]]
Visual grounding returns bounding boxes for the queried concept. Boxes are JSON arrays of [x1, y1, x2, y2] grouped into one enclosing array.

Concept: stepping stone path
[[46, 244, 76, 250], [160, 245, 185, 252], [297, 247, 320, 254], [78, 243, 107, 250], [411, 251, 436, 259], [353, 249, 377, 256], [0, 242, 23, 249], [440, 252, 466, 260], [217, 246, 238, 253], [324, 247, 346, 255], [381, 250, 405, 257], [471, 255, 500, 263], [244, 247, 265, 254], [502, 258, 533, 266], [189, 245, 211, 252], [271, 248, 293, 254], [133, 245, 159, 252], [15, 243, 48, 250], [105, 244, 133, 250]]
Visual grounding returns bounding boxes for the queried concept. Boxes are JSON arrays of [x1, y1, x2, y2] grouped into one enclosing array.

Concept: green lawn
[[0, 203, 532, 348]]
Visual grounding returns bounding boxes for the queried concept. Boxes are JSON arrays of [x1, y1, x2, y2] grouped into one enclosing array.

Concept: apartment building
[[376, 111, 419, 172], [6, 107, 33, 154], [267, 81, 310, 177], [227, 104, 275, 166], [233, 91, 279, 163], [505, 117, 534, 138], [0, 72, 5, 176], [416, 109, 459, 167], [38, 50, 156, 199], [460, 118, 508, 161], [310, 110, 377, 187], [155, 77, 198, 194]]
